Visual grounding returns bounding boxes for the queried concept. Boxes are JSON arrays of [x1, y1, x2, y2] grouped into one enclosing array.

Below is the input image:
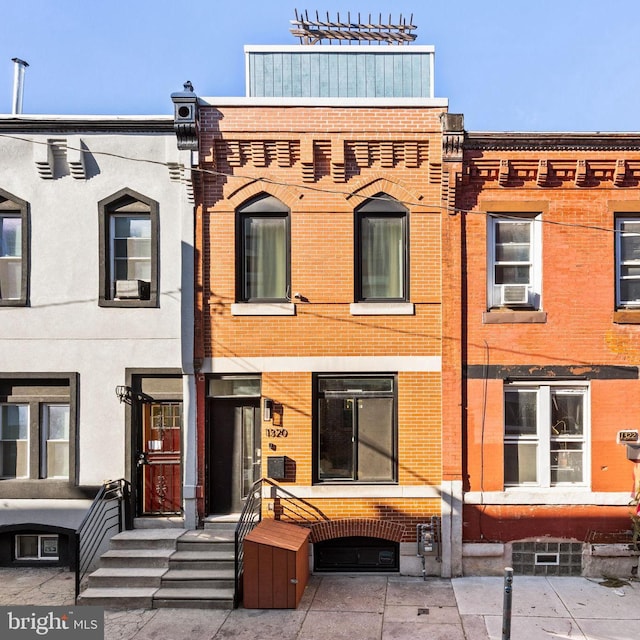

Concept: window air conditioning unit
[[115, 279, 149, 300], [500, 284, 529, 306]]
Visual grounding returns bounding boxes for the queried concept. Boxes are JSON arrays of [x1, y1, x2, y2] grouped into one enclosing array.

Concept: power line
[[0, 131, 633, 237]]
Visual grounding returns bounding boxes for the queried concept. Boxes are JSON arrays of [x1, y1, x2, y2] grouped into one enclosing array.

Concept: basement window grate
[[535, 552, 559, 566]]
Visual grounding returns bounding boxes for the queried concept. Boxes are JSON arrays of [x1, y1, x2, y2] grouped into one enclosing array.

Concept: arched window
[[355, 194, 408, 302], [98, 189, 159, 307], [236, 194, 290, 302]]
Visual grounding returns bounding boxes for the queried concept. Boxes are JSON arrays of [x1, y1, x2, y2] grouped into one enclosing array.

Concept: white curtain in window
[[244, 217, 286, 300], [362, 216, 403, 299]]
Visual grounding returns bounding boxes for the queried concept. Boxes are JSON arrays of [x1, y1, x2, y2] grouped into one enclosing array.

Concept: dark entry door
[[209, 398, 261, 514], [140, 402, 182, 515]]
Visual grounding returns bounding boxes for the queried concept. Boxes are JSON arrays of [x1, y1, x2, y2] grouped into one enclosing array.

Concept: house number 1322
[[265, 428, 288, 438]]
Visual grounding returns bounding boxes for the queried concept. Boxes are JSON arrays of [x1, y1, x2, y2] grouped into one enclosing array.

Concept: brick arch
[[224, 179, 302, 210], [308, 519, 405, 544], [345, 174, 428, 212]]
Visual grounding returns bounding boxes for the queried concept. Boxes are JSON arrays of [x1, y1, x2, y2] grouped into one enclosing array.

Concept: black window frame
[[0, 188, 29, 307], [313, 373, 398, 484], [98, 188, 159, 308], [236, 194, 291, 303], [355, 194, 408, 303]]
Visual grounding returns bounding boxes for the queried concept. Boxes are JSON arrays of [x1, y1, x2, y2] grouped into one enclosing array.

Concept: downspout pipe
[[11, 57, 29, 115]]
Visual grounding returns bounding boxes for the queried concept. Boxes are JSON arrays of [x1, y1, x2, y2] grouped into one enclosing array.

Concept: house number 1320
[[265, 428, 288, 438]]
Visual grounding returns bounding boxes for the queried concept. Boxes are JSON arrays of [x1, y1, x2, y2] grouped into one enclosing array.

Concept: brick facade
[[460, 134, 640, 548], [196, 102, 457, 572]]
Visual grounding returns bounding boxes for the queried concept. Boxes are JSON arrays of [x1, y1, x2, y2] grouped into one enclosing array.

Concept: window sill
[[264, 484, 440, 499], [613, 310, 640, 324], [99, 299, 158, 308], [350, 302, 415, 316], [231, 302, 296, 316], [483, 310, 547, 324]]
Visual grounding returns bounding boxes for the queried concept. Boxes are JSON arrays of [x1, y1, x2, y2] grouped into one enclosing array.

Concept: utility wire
[[0, 131, 632, 237]]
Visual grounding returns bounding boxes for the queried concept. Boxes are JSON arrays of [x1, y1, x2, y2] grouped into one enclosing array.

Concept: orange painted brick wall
[[198, 104, 452, 526]]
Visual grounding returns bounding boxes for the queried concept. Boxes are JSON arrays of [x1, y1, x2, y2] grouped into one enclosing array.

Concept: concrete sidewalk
[[0, 567, 639, 639]]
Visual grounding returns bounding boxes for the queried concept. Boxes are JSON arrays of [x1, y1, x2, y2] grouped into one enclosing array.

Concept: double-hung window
[[488, 214, 541, 309], [504, 383, 588, 488], [316, 375, 396, 483], [99, 189, 158, 307], [0, 190, 28, 306], [0, 404, 28, 479], [616, 217, 640, 307], [0, 377, 75, 484], [356, 195, 408, 301], [237, 195, 290, 302]]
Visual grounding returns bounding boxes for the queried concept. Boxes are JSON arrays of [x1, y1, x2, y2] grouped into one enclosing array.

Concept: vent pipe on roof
[[11, 58, 29, 115]]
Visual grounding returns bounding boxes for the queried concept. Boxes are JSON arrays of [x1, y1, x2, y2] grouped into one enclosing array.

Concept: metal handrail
[[233, 478, 330, 608], [234, 479, 263, 608], [74, 478, 133, 600]]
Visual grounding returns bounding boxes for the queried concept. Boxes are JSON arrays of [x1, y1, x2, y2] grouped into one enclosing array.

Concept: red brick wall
[[461, 145, 640, 542]]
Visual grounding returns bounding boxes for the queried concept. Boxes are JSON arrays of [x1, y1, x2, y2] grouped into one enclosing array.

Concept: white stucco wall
[[0, 117, 193, 488]]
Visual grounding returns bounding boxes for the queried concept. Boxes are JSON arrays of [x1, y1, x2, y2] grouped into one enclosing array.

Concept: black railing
[[75, 478, 133, 600], [234, 478, 263, 608], [233, 478, 329, 608]]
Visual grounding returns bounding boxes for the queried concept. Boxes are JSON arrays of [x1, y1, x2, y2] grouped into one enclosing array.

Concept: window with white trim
[[504, 383, 588, 488], [616, 216, 640, 307], [488, 214, 542, 309], [15, 534, 59, 560]]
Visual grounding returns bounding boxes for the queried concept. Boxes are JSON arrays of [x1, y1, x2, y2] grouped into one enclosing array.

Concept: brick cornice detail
[[466, 157, 640, 188], [308, 518, 405, 543], [466, 132, 640, 152]]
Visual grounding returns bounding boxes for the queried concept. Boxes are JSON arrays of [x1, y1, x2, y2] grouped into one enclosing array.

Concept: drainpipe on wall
[[11, 58, 29, 115]]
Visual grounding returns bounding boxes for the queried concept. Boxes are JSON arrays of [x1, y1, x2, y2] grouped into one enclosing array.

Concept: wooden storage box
[[243, 519, 310, 608]]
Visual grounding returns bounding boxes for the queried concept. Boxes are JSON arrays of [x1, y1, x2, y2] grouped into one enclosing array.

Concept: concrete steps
[[78, 523, 238, 609]]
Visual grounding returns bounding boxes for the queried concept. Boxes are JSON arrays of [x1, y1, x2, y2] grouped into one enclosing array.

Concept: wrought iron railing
[[233, 477, 329, 608], [74, 478, 133, 600]]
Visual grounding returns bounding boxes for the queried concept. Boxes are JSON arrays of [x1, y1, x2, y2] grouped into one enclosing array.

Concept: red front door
[[142, 402, 182, 514]]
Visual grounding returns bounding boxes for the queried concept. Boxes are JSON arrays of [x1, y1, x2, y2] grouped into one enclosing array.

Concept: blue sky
[[2, 1, 639, 131]]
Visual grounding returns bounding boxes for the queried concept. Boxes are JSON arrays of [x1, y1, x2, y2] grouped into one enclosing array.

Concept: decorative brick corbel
[[354, 142, 369, 168], [441, 113, 464, 162], [380, 142, 395, 168], [275, 141, 291, 167], [330, 138, 346, 182], [34, 139, 54, 179], [498, 159, 510, 187], [250, 141, 267, 167], [67, 136, 86, 179], [614, 159, 627, 187], [300, 137, 315, 182], [575, 159, 587, 187], [536, 159, 548, 187], [404, 142, 419, 168], [227, 141, 242, 167]]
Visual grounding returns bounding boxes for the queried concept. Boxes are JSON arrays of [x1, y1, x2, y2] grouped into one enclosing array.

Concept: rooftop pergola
[[290, 10, 417, 45]]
